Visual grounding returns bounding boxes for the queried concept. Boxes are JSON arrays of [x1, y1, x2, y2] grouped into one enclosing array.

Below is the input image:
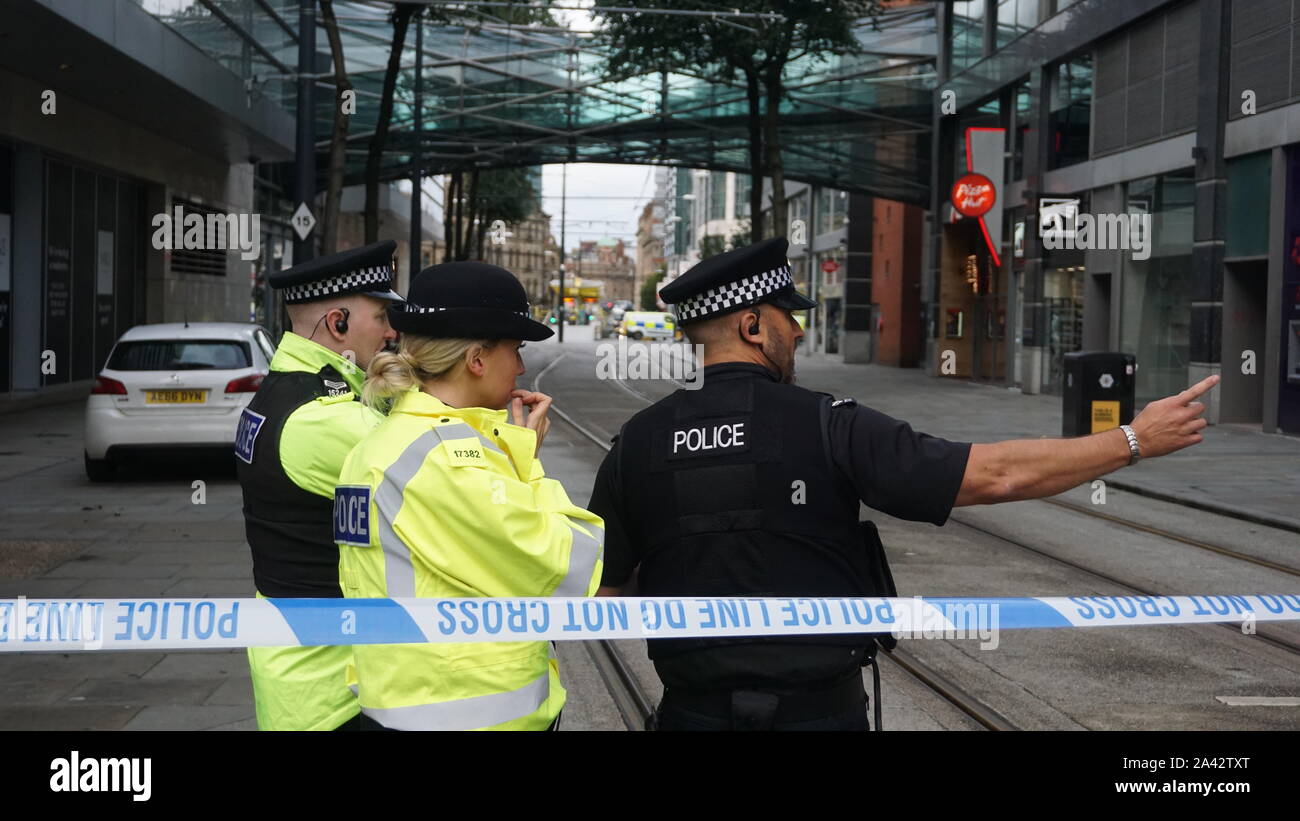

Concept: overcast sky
[[413, 161, 658, 253], [540, 163, 659, 253]]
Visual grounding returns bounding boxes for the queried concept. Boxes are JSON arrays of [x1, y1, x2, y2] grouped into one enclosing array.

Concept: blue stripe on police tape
[[4, 594, 1299, 651], [270, 598, 427, 645], [922, 597, 1074, 629]]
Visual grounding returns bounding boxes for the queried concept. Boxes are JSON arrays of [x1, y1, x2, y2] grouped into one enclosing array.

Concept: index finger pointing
[[1180, 374, 1220, 402]]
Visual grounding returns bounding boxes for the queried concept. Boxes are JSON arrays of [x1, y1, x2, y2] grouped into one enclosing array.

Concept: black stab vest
[[613, 363, 878, 689], [236, 365, 353, 598]]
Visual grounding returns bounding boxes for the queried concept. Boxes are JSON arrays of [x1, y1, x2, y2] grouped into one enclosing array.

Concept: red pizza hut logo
[[951, 173, 996, 218]]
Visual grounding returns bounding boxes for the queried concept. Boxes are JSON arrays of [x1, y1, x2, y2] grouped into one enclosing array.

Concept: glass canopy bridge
[[137, 0, 938, 205]]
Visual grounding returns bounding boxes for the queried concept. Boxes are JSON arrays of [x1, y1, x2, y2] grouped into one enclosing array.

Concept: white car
[[84, 322, 275, 480]]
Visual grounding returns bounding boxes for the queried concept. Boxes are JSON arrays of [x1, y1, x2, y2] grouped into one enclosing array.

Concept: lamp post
[[292, 0, 316, 264], [557, 163, 566, 343], [681, 193, 697, 263]]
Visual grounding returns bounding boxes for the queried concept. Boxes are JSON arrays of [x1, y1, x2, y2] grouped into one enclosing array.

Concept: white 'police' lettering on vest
[[668, 418, 749, 460], [333, 485, 372, 547], [234, 409, 266, 464]]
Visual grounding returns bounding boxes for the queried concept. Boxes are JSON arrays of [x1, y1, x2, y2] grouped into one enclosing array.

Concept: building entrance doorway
[[970, 255, 1006, 383]]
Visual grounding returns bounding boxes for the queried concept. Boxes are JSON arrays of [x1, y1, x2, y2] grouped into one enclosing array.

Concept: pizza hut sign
[[951, 173, 996, 218]]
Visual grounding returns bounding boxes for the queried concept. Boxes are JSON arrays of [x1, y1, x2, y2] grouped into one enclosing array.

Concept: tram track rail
[[1037, 497, 1300, 579], [534, 355, 654, 730], [946, 513, 1300, 658]]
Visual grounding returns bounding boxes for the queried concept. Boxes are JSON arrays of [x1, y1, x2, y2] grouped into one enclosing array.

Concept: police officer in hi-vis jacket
[[334, 261, 603, 731], [236, 240, 402, 731]]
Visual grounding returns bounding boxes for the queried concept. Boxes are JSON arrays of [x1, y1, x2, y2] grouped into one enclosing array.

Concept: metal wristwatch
[[1119, 424, 1142, 464]]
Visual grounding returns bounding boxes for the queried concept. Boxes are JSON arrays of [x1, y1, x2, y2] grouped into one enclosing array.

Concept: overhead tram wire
[[405, 2, 785, 21]]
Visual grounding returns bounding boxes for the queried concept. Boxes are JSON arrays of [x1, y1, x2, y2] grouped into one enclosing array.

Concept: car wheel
[[84, 453, 116, 482], [629, 331, 643, 340]]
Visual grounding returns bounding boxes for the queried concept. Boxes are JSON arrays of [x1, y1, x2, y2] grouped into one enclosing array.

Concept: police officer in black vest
[[588, 237, 1217, 731], [236, 240, 403, 731]]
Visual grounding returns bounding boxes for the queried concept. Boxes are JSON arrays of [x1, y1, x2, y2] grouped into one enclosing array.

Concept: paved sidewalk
[[794, 355, 1300, 534], [0, 400, 257, 730]]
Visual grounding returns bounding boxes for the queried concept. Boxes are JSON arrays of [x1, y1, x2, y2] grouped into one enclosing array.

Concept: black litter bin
[[1062, 352, 1136, 437]]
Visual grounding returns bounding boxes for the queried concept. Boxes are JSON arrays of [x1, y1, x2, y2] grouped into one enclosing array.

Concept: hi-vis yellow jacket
[[334, 389, 604, 730]]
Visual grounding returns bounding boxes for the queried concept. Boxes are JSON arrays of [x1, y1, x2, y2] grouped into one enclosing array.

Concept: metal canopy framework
[[140, 0, 938, 204]]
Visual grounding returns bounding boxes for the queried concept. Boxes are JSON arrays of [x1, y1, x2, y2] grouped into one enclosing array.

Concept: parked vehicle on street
[[84, 322, 275, 481]]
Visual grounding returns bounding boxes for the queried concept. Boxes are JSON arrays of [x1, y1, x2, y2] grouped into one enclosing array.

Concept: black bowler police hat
[[388, 261, 553, 341], [269, 240, 404, 305], [660, 236, 817, 324]]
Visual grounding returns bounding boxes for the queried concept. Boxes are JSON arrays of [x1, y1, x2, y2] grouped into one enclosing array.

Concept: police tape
[[1, 594, 1298, 652]]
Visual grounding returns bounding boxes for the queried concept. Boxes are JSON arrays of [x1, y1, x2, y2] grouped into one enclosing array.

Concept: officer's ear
[[464, 343, 487, 377], [325, 307, 350, 342]]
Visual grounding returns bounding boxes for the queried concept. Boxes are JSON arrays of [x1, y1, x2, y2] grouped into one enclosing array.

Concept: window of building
[[736, 174, 752, 219], [996, 0, 1040, 49], [788, 191, 809, 235], [1048, 53, 1092, 169], [816, 188, 848, 236], [1041, 190, 1087, 394], [951, 0, 986, 74], [1090, 4, 1198, 154], [955, 97, 1001, 173], [675, 167, 693, 254], [1119, 168, 1194, 404], [1226, 152, 1271, 258], [1011, 77, 1032, 180], [709, 171, 727, 221]]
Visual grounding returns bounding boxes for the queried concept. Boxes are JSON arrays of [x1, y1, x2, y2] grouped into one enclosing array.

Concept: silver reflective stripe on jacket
[[372, 423, 506, 597], [553, 518, 604, 597], [373, 430, 441, 597], [361, 668, 551, 730]]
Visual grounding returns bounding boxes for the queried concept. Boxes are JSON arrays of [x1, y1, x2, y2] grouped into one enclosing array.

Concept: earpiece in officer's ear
[[334, 307, 350, 334], [747, 310, 760, 336]]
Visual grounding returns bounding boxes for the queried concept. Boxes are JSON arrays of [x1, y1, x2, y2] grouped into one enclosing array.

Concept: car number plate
[[145, 390, 207, 404]]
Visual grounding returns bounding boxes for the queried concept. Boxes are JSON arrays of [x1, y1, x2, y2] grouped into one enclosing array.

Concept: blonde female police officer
[[333, 261, 604, 731]]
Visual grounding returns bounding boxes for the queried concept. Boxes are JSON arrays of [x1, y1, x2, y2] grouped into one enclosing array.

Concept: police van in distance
[[618, 311, 679, 341]]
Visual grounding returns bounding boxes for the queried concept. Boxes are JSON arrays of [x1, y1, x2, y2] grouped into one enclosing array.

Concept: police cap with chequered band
[[388, 260, 554, 341], [269, 240, 404, 305], [659, 236, 817, 324]]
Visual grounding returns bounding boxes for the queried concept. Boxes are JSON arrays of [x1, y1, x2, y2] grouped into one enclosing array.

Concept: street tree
[[447, 167, 537, 261], [594, 2, 769, 237], [363, 2, 419, 244], [595, 1, 879, 240], [365, 3, 557, 245], [699, 220, 755, 259], [640, 266, 666, 311]]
